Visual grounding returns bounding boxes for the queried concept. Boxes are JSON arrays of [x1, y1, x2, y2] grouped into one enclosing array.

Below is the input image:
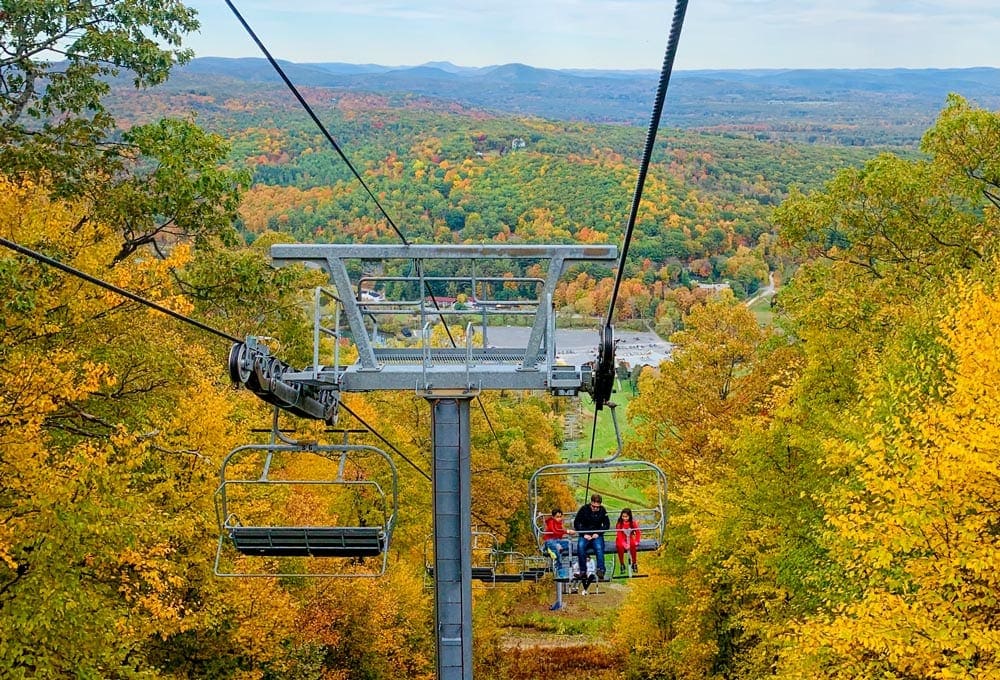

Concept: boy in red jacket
[[542, 508, 575, 570]]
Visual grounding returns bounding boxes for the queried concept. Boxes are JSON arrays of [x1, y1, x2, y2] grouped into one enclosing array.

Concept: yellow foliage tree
[[629, 290, 780, 484], [0, 177, 359, 677], [778, 279, 1000, 678]]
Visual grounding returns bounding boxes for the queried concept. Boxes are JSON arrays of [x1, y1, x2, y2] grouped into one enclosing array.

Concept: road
[[744, 271, 776, 308]]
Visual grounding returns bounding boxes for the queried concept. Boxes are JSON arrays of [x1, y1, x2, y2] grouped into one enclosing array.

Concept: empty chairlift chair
[[215, 439, 398, 577], [424, 531, 531, 586]]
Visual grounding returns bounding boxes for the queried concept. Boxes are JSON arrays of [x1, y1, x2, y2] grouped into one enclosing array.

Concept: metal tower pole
[[427, 394, 474, 680]]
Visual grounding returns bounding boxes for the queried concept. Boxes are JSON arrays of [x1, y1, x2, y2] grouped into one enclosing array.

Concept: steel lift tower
[[226, 243, 619, 680]]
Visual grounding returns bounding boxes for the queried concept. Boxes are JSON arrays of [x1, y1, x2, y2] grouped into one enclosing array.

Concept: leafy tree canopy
[[1, 0, 198, 187]]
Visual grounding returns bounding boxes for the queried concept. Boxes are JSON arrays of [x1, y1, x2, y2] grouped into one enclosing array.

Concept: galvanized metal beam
[[428, 395, 474, 680]]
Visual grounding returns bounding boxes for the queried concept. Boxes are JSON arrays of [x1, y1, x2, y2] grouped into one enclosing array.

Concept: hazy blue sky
[[183, 1, 999, 70]]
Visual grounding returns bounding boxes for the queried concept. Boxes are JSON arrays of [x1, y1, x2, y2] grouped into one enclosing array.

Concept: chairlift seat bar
[[229, 526, 385, 558], [471, 567, 496, 580], [579, 538, 660, 553], [428, 566, 499, 580], [491, 574, 526, 583]]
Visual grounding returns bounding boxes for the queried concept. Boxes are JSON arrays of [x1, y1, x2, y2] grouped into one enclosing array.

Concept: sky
[[182, 1, 1000, 71]]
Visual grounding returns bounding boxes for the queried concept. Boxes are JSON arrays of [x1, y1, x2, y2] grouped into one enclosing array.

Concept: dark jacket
[[574, 504, 610, 534]]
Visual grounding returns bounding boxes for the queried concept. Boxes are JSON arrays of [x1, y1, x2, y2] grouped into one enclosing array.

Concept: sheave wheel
[[228, 342, 262, 391], [593, 324, 615, 410]]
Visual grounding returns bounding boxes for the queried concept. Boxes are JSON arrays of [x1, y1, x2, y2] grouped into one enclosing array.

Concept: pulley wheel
[[593, 324, 615, 410], [228, 343, 252, 385]]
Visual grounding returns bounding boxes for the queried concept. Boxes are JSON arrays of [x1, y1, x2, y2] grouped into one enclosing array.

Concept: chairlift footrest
[[492, 574, 526, 583]]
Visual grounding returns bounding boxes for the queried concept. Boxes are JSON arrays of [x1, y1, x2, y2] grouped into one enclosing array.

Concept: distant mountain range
[[171, 58, 1000, 144]]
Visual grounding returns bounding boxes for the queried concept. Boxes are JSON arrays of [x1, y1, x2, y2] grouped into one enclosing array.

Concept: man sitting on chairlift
[[573, 493, 610, 586]]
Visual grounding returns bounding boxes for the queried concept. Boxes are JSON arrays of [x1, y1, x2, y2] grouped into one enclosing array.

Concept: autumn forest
[[2, 2, 999, 679]]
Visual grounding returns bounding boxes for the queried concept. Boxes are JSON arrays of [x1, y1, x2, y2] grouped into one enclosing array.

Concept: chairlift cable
[[570, 2, 687, 549], [0, 236, 242, 344], [223, 0, 410, 245], [338, 401, 503, 533], [584, 0, 689, 448], [417, 287, 502, 444], [223, 0, 507, 489], [604, 0, 689, 327], [339, 400, 431, 482], [583, 407, 599, 501], [585, 2, 687, 416], [477, 398, 500, 443], [416, 264, 501, 445]]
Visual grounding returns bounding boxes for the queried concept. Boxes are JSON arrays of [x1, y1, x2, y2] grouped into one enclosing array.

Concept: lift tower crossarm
[[269, 244, 618, 392]]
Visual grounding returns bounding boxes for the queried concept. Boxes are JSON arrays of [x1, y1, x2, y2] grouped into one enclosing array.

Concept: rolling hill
[[170, 58, 1000, 144]]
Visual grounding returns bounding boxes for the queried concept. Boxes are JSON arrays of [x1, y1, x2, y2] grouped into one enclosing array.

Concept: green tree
[[763, 96, 1000, 678], [620, 292, 796, 676], [1, 0, 198, 186], [1, 1, 250, 266], [97, 118, 250, 264], [629, 291, 777, 480]]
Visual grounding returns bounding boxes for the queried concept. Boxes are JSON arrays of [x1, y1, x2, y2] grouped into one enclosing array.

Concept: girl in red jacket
[[615, 508, 641, 573]]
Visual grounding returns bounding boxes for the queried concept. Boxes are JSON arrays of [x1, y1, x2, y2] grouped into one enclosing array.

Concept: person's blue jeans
[[543, 539, 570, 568], [577, 534, 605, 577]]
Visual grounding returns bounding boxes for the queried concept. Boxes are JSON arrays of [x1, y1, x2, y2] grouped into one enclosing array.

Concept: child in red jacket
[[615, 508, 641, 573], [542, 508, 575, 569]]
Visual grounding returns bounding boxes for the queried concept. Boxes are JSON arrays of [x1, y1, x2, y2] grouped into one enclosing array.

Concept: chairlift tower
[[228, 243, 618, 680]]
